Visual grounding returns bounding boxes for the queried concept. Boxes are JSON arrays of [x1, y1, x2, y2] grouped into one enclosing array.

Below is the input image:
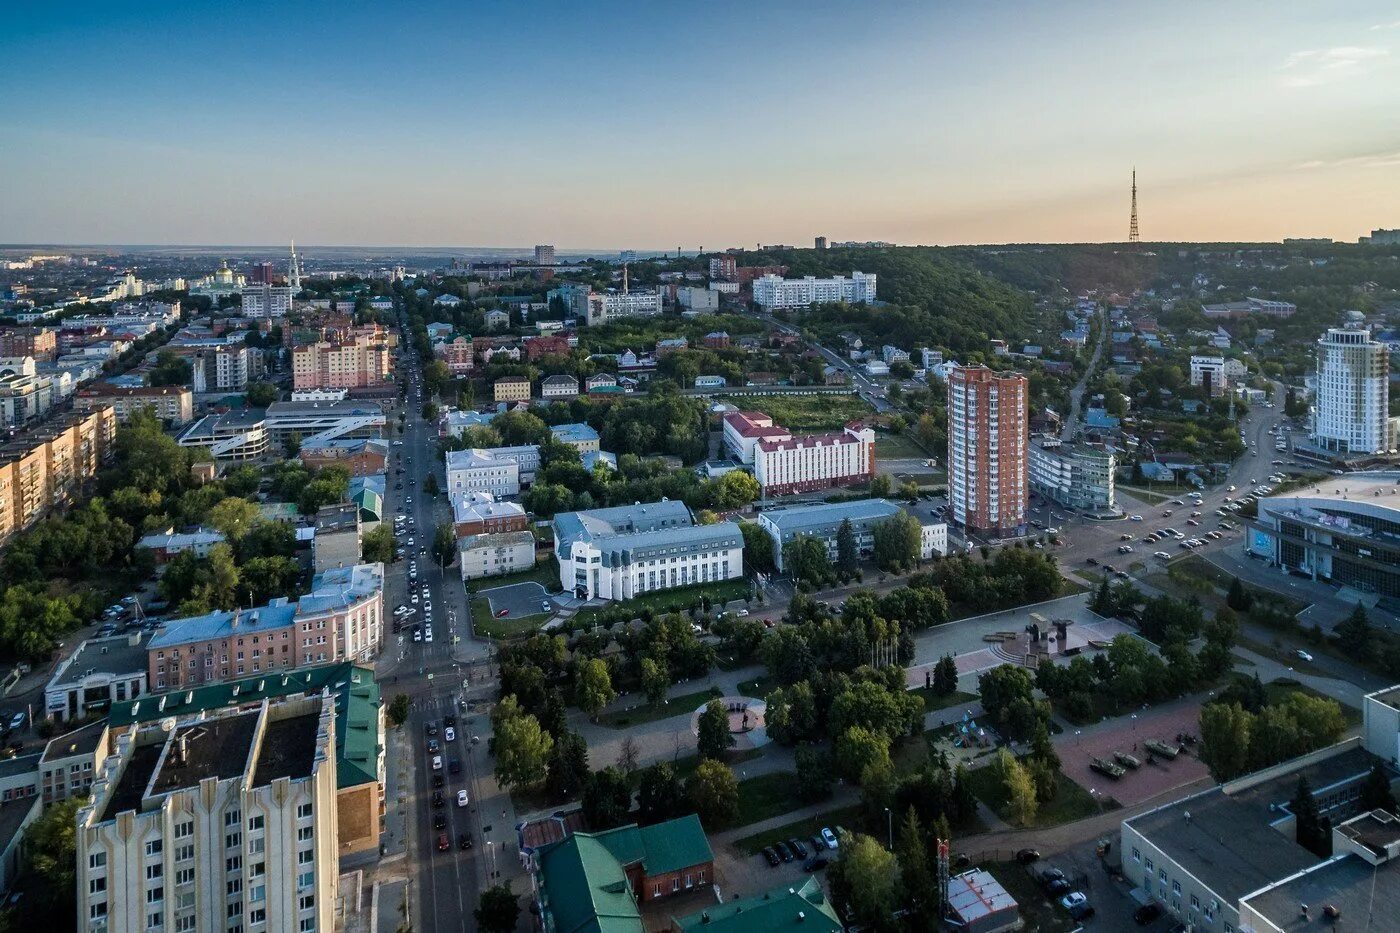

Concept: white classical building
[[758, 498, 946, 571], [552, 501, 744, 601], [751, 272, 877, 310], [446, 445, 540, 499], [1312, 327, 1391, 455], [75, 696, 339, 933]]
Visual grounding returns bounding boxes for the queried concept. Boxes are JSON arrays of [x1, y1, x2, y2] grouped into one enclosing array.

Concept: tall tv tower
[[288, 240, 304, 291], [1128, 170, 1140, 245]]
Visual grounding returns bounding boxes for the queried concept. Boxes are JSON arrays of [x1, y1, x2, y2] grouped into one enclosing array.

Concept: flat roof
[[1336, 809, 1400, 856], [251, 711, 321, 785], [42, 720, 106, 763], [760, 498, 903, 536], [946, 868, 1018, 922], [149, 712, 259, 794], [101, 740, 163, 821], [54, 632, 151, 680], [0, 799, 37, 853], [1240, 853, 1400, 932]]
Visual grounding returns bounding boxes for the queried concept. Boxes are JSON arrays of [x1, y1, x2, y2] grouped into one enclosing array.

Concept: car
[[437, 832, 450, 851], [1187, 519, 1200, 526], [1130, 514, 1143, 521], [427, 738, 440, 753], [457, 790, 468, 807], [1084, 556, 1098, 565], [412, 629, 422, 642], [761, 847, 780, 866], [1119, 533, 1133, 541], [1039, 867, 1066, 885], [821, 827, 839, 849], [449, 758, 461, 774], [1060, 892, 1087, 911], [432, 773, 444, 788], [1015, 848, 1041, 864], [541, 600, 552, 613], [1046, 877, 1072, 895], [1297, 649, 1314, 662], [431, 791, 444, 809], [1102, 564, 1116, 574], [803, 855, 829, 872], [1191, 511, 1202, 518], [1171, 499, 1184, 506], [1068, 903, 1095, 922], [1162, 510, 1173, 517], [787, 838, 808, 860], [431, 755, 442, 771], [774, 841, 793, 862], [424, 721, 438, 736], [1117, 545, 1133, 554], [424, 629, 434, 643], [1134, 902, 1164, 925], [6, 713, 22, 732], [445, 727, 456, 742], [433, 813, 447, 830], [459, 833, 473, 850]]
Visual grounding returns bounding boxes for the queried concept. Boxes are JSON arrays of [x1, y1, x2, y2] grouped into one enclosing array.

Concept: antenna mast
[[1128, 170, 1140, 245]]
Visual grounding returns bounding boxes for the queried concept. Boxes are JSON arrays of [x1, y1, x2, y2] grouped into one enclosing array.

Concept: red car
[[495, 608, 510, 618], [437, 833, 450, 852]]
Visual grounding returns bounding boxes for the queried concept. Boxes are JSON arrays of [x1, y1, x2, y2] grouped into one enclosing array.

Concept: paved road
[[1060, 311, 1107, 443]]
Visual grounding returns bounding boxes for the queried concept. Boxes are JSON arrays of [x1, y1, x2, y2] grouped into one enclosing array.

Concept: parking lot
[[1030, 838, 1174, 930], [478, 581, 552, 619]]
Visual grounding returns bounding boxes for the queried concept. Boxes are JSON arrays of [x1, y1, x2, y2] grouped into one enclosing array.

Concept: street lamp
[[885, 807, 893, 850]]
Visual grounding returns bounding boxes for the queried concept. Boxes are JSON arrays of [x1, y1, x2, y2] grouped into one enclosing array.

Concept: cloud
[[1280, 45, 1389, 86], [1372, 20, 1400, 31], [1291, 149, 1400, 171]]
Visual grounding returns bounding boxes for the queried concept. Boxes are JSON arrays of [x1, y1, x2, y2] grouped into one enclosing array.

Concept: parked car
[[1134, 903, 1163, 925], [787, 838, 807, 860], [803, 855, 829, 872], [1039, 867, 1065, 886], [1068, 903, 1095, 922], [774, 842, 793, 862], [1060, 892, 1087, 911], [761, 847, 779, 867], [1015, 848, 1041, 864], [457, 790, 469, 807], [821, 827, 839, 849], [437, 832, 450, 851], [1046, 879, 1072, 896]]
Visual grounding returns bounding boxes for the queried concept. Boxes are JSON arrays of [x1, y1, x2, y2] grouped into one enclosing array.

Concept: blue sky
[[3, 0, 1399, 247]]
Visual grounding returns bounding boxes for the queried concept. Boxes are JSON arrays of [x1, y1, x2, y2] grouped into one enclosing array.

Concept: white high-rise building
[[76, 696, 339, 933], [1313, 328, 1391, 455], [240, 282, 294, 318], [751, 272, 877, 310]]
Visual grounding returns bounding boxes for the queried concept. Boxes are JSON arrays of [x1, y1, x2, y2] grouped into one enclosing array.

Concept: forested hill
[[739, 246, 1046, 354]]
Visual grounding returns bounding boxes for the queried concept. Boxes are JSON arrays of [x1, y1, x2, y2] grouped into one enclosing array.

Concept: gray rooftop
[[54, 632, 152, 682], [0, 753, 41, 781], [266, 399, 385, 417], [149, 601, 298, 650], [315, 502, 360, 532], [42, 720, 107, 763], [0, 799, 37, 854], [595, 521, 742, 567], [552, 499, 693, 554], [1240, 852, 1400, 932], [760, 498, 903, 537], [251, 711, 321, 786], [1126, 744, 1380, 905], [150, 712, 259, 794]]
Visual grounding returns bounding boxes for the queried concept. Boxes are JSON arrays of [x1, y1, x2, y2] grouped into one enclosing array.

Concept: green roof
[[352, 487, 383, 521], [107, 662, 381, 790], [538, 833, 643, 933], [596, 813, 714, 877], [672, 878, 840, 933]]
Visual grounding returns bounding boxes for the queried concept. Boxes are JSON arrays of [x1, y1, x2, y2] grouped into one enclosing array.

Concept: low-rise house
[[494, 375, 532, 403], [540, 374, 579, 399], [458, 530, 537, 582], [44, 631, 152, 722], [136, 527, 227, 562], [550, 422, 600, 453], [452, 493, 529, 537]]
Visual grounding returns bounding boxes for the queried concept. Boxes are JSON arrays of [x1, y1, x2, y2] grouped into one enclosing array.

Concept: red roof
[[758, 431, 862, 453], [724, 411, 789, 439]]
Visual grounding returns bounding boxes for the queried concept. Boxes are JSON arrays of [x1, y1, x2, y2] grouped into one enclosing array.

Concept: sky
[[2, 0, 1399, 249]]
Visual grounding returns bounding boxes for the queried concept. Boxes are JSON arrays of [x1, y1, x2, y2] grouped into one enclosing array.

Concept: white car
[[445, 727, 456, 742], [1296, 649, 1314, 662], [1130, 515, 1143, 522], [1154, 551, 1171, 560], [821, 827, 839, 850], [424, 628, 434, 643], [457, 790, 469, 807], [432, 755, 442, 771], [411, 593, 419, 604], [1060, 893, 1088, 911]]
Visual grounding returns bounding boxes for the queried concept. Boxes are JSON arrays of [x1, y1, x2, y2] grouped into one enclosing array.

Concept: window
[[146, 863, 162, 880], [299, 920, 315, 933], [176, 844, 194, 862], [1191, 895, 1200, 910], [226, 856, 242, 873], [146, 886, 164, 904], [248, 836, 265, 855], [248, 909, 265, 925], [175, 917, 197, 932], [298, 848, 314, 865], [298, 827, 313, 842], [1131, 847, 1141, 863], [248, 815, 264, 832], [227, 879, 242, 896], [147, 910, 163, 930], [176, 868, 194, 886], [89, 851, 107, 870], [298, 894, 315, 911], [1172, 880, 1182, 896], [225, 810, 241, 827], [226, 832, 241, 849], [250, 862, 265, 879], [297, 871, 314, 889], [174, 821, 193, 839], [297, 803, 313, 820], [249, 884, 265, 903], [228, 902, 242, 919], [90, 877, 107, 895], [1144, 858, 1153, 873], [90, 903, 108, 920]]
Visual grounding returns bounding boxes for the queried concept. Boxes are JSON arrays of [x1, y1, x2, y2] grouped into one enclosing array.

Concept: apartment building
[[452, 493, 528, 537], [166, 340, 253, 392], [1312, 327, 1391, 455], [0, 405, 117, 546], [583, 289, 664, 326], [0, 370, 56, 426], [947, 365, 1027, 537], [751, 272, 877, 310], [75, 383, 194, 424], [1028, 437, 1117, 514], [312, 503, 362, 574], [458, 530, 537, 582], [240, 281, 295, 318], [524, 334, 571, 361], [493, 376, 532, 403], [147, 562, 383, 690], [540, 374, 579, 399], [40, 720, 109, 805], [446, 445, 540, 499], [75, 697, 338, 933], [435, 337, 475, 375], [0, 327, 57, 361], [292, 336, 391, 392], [1189, 355, 1228, 397], [553, 500, 743, 601], [721, 410, 874, 497]]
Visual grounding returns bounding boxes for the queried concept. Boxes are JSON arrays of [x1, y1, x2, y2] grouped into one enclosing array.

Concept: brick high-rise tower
[[947, 365, 1028, 536]]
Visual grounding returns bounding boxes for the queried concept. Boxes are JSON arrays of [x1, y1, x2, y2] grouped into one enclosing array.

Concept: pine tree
[[1226, 577, 1253, 612], [1091, 577, 1112, 615], [1291, 776, 1331, 857], [1360, 763, 1398, 814], [933, 654, 959, 696]]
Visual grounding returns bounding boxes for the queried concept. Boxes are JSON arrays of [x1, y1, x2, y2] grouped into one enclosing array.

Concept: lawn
[[1147, 555, 1309, 619], [909, 687, 978, 713], [467, 560, 559, 594], [735, 674, 779, 700], [572, 579, 753, 627], [1116, 486, 1173, 506], [873, 433, 932, 460], [732, 805, 864, 854], [731, 771, 807, 827], [1249, 675, 1363, 726], [670, 747, 764, 782], [598, 687, 720, 728], [963, 761, 1107, 828], [716, 394, 873, 432], [471, 596, 547, 640], [983, 862, 1078, 933]]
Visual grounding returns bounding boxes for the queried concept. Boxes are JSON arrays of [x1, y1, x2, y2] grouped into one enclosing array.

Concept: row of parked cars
[[759, 826, 839, 872]]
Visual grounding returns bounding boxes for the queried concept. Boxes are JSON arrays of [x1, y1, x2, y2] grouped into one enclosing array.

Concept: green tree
[[1200, 701, 1254, 780], [20, 796, 82, 920], [784, 535, 835, 587], [686, 758, 739, 828], [933, 654, 959, 696], [697, 699, 735, 759], [869, 473, 892, 498], [640, 656, 670, 708], [546, 729, 590, 801], [581, 766, 633, 830], [431, 522, 456, 567], [388, 693, 410, 727], [1360, 763, 1398, 813], [835, 725, 892, 781], [738, 520, 775, 574], [424, 473, 440, 496], [996, 748, 1039, 827], [764, 682, 818, 745], [575, 658, 616, 720], [897, 806, 936, 926], [245, 381, 279, 407], [492, 698, 554, 789], [362, 524, 397, 563], [835, 517, 858, 576], [1090, 577, 1113, 615], [1291, 776, 1331, 857], [637, 762, 687, 824], [872, 511, 922, 572], [240, 555, 301, 605], [794, 747, 834, 802], [474, 883, 521, 933], [207, 496, 262, 540], [710, 470, 760, 509], [1226, 577, 1253, 612], [1336, 603, 1373, 654], [827, 833, 900, 931], [149, 349, 193, 387]]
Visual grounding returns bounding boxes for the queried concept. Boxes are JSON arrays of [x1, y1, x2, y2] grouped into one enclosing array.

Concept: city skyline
[[4, 1, 1400, 247]]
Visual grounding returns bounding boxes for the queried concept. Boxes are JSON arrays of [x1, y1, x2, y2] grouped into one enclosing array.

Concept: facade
[[947, 366, 1027, 536], [0, 370, 56, 426], [446, 445, 539, 499], [452, 494, 528, 537], [312, 503, 362, 573], [584, 289, 664, 326], [0, 327, 58, 361], [458, 530, 537, 581], [1189, 355, 1228, 396], [240, 281, 294, 318], [759, 498, 944, 570], [677, 287, 719, 311], [524, 334, 571, 361], [0, 405, 117, 546], [754, 423, 874, 497], [265, 399, 386, 448], [75, 698, 339, 933], [1201, 297, 1297, 318], [533, 245, 555, 265], [148, 562, 383, 690], [176, 409, 269, 462], [1312, 327, 1390, 455], [493, 376, 532, 403], [540, 374, 579, 399], [298, 438, 388, 476], [136, 529, 227, 563], [44, 632, 152, 723], [1028, 437, 1117, 513], [75, 383, 194, 424], [550, 422, 600, 453], [535, 814, 715, 933], [435, 337, 475, 375], [751, 272, 877, 310], [40, 720, 110, 805], [292, 336, 391, 391], [552, 500, 743, 601], [722, 410, 791, 464]]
